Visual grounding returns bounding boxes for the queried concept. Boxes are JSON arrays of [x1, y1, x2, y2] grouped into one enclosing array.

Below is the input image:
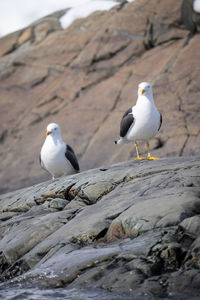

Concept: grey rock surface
[[0, 156, 200, 298]]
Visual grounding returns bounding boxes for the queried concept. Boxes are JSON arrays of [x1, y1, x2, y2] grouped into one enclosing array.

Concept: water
[[1, 283, 200, 300], [0, 284, 145, 300]]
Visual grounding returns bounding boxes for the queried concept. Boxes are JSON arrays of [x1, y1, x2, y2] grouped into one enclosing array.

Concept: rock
[[0, 211, 19, 221], [180, 216, 200, 237], [181, 0, 200, 33], [0, 156, 200, 298], [0, 32, 19, 57], [50, 198, 69, 210], [0, 0, 200, 194]]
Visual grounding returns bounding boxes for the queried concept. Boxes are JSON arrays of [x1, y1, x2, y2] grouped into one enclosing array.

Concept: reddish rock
[[0, 0, 199, 194]]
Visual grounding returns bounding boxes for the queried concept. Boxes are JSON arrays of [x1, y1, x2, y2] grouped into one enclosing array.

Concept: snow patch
[[0, 0, 135, 37], [60, 1, 118, 29]]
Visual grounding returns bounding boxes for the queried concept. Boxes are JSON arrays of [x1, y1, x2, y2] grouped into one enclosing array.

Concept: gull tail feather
[[114, 138, 124, 145]]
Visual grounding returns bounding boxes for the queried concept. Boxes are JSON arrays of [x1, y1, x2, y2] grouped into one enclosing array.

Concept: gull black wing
[[39, 153, 46, 170], [158, 112, 162, 131], [120, 107, 134, 137], [65, 144, 80, 171]]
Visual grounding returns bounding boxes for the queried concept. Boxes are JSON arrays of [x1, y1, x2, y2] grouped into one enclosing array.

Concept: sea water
[[0, 284, 144, 300], [1, 284, 200, 300]]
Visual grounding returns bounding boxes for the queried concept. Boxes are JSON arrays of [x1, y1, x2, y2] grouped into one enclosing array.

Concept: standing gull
[[115, 82, 162, 160], [181, 0, 200, 34], [40, 123, 79, 179]]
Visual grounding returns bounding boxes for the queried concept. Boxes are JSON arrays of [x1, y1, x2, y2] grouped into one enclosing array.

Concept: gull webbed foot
[[147, 154, 160, 160], [134, 156, 146, 160]]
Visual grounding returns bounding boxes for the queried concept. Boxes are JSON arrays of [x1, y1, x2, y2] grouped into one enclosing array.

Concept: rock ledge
[[0, 156, 200, 297]]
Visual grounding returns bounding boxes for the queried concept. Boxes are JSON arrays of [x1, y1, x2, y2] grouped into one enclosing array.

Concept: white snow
[[60, 1, 118, 29], [0, 0, 69, 37], [0, 0, 135, 37]]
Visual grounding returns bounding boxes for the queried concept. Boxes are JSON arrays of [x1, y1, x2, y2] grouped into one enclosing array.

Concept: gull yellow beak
[[46, 131, 52, 136], [141, 88, 145, 95]]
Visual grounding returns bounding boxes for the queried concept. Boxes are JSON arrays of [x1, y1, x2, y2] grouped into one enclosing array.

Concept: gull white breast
[[115, 82, 162, 160], [40, 123, 79, 179]]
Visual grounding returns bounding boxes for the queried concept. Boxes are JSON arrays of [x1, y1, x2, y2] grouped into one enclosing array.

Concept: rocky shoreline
[[0, 156, 200, 298]]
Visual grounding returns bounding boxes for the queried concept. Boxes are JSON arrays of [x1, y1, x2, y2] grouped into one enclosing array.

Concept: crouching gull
[[40, 123, 79, 179], [115, 82, 162, 160]]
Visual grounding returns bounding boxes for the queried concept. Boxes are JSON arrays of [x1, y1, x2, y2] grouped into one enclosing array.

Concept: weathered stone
[[50, 198, 69, 210], [18, 27, 33, 46], [0, 156, 200, 298], [0, 211, 19, 221], [0, 0, 199, 194], [76, 181, 115, 204], [180, 216, 200, 237], [167, 269, 200, 294], [64, 196, 87, 210], [42, 190, 57, 198], [0, 32, 19, 57]]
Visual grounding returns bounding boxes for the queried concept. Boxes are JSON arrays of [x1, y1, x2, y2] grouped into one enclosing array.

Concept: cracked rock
[[0, 156, 200, 298]]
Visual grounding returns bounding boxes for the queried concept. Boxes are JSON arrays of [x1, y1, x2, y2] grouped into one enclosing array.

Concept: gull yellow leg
[[134, 142, 146, 160], [146, 141, 160, 160]]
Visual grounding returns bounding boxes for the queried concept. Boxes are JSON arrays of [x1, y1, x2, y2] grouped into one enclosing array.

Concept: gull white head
[[138, 82, 153, 98], [193, 0, 200, 13], [46, 123, 62, 139]]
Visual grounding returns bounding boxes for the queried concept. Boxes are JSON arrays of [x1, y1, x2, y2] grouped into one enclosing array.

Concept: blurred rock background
[[0, 0, 199, 194]]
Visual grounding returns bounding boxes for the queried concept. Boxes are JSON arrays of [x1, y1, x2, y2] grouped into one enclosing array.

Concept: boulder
[[0, 0, 200, 194], [0, 156, 200, 298]]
